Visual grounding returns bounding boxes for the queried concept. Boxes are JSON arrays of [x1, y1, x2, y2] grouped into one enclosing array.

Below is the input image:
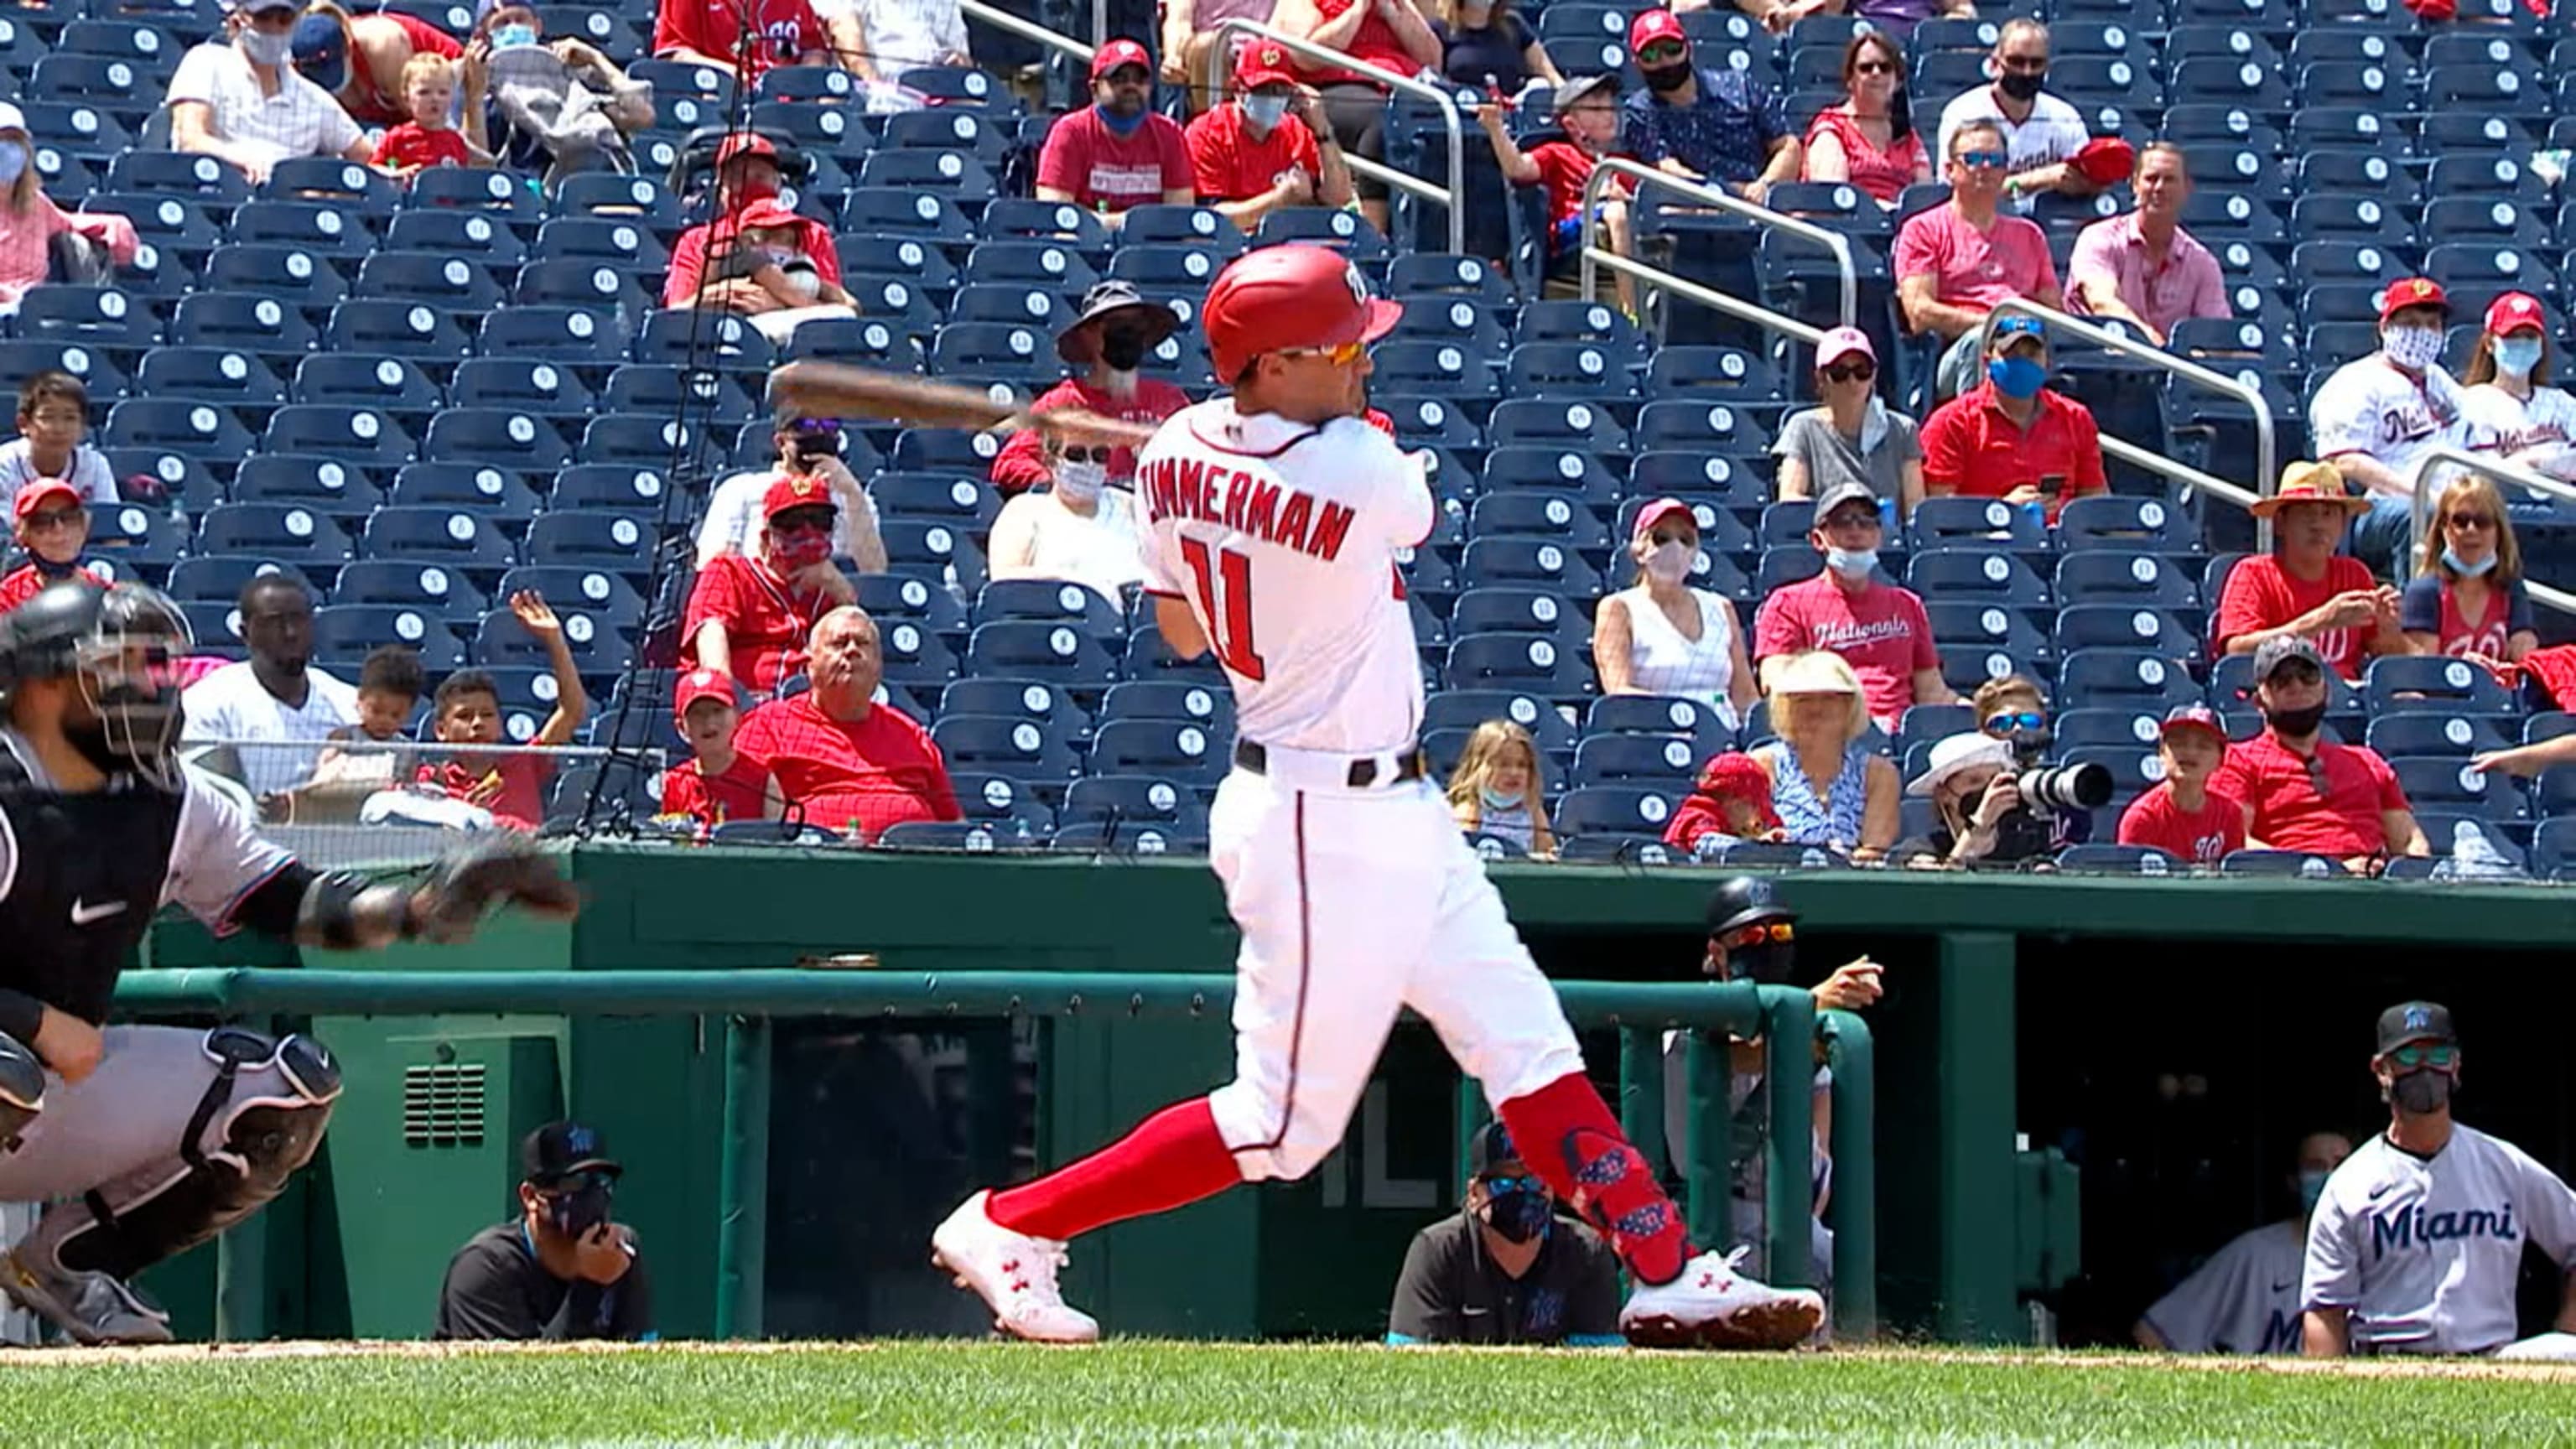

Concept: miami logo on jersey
[[2367, 1201, 2519, 1260]]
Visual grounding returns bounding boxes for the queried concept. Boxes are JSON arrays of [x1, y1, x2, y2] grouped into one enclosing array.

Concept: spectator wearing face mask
[[985, 431, 1148, 600], [1592, 498, 1758, 731], [1188, 50, 1353, 233], [1754, 482, 1955, 733], [0, 106, 139, 311], [2459, 292, 2576, 484], [435, 1121, 653, 1342], [1036, 39, 1195, 226], [2137, 1133, 2355, 1354], [662, 136, 849, 334], [696, 415, 886, 573], [2402, 474, 2536, 667], [1384, 1121, 1622, 1346], [1444, 719, 1556, 858], [1919, 315, 2106, 522], [1933, 20, 2093, 207], [1619, 9, 1799, 205], [2215, 635, 2428, 872], [169, 0, 376, 185], [2307, 278, 2470, 579], [683, 474, 859, 694], [1893, 730, 2042, 869], [465, 7, 652, 183], [989, 283, 1191, 496], [1477, 75, 1638, 315]]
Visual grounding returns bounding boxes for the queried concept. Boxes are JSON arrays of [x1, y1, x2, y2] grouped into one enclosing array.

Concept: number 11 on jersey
[[1177, 536, 1266, 680]]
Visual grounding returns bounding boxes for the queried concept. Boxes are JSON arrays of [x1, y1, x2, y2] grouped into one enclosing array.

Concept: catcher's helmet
[[1705, 875, 1794, 938], [1202, 243, 1403, 384], [0, 580, 193, 787]]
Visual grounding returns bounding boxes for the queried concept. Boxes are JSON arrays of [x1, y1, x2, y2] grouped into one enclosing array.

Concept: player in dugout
[[1385, 1120, 1623, 1347]]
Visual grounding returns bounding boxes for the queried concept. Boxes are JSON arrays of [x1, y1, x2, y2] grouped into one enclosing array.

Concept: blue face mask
[[2443, 546, 2497, 578], [493, 22, 538, 48], [2493, 337, 2544, 378], [1096, 101, 1147, 136], [1478, 784, 1524, 811], [2298, 1169, 2330, 1216], [1987, 356, 2048, 399], [0, 142, 24, 187]]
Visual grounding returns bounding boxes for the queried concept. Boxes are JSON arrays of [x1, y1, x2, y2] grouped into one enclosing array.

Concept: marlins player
[[2303, 1001, 2576, 1358], [0, 580, 578, 1344], [2135, 1131, 2350, 1354], [928, 245, 1824, 1349]]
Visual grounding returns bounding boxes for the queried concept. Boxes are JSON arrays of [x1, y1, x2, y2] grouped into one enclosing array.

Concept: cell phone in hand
[[2038, 474, 2066, 499]]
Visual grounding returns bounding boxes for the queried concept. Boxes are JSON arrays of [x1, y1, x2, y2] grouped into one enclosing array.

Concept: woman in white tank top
[[985, 441, 1146, 602], [1591, 499, 1758, 730]]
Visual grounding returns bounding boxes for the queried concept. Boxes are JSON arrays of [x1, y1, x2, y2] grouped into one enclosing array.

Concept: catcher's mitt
[[413, 839, 584, 943]]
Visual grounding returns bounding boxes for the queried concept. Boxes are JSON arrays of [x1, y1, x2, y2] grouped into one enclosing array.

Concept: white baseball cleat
[[930, 1191, 1101, 1344], [1619, 1247, 1825, 1350]]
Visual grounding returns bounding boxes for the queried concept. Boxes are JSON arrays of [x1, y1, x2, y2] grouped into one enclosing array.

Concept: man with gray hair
[[727, 606, 961, 840]]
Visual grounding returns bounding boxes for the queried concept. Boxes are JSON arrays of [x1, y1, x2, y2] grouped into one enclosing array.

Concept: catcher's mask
[[1, 580, 194, 788]]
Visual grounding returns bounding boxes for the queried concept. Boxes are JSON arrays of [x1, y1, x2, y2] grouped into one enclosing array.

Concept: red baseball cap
[[2158, 704, 2228, 750], [2070, 136, 2137, 189], [1202, 244, 1402, 384], [1696, 751, 1782, 829], [1632, 496, 1696, 543], [2485, 292, 2547, 337], [673, 667, 738, 721], [734, 197, 803, 231], [12, 478, 81, 522], [1628, 8, 1686, 53], [715, 132, 779, 169], [763, 473, 835, 520], [1090, 37, 1150, 80], [1236, 40, 1296, 91], [2378, 277, 2449, 323]]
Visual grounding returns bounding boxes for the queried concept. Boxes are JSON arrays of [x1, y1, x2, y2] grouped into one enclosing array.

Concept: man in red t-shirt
[[1472, 75, 1635, 312], [1186, 43, 1353, 232], [413, 592, 592, 830], [652, 0, 828, 79], [660, 667, 782, 827], [1753, 481, 1957, 732], [684, 473, 859, 693], [989, 281, 1192, 494], [0, 478, 106, 612], [1918, 316, 2107, 522], [2214, 636, 2428, 871], [732, 607, 962, 839], [2215, 460, 2406, 681], [1036, 39, 1194, 223], [2116, 704, 2246, 864]]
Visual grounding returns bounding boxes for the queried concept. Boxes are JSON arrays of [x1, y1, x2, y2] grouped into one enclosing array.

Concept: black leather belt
[[1233, 740, 1427, 788]]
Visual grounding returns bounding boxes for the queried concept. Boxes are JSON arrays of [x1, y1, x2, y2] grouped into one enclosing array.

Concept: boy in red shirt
[[414, 591, 591, 829], [371, 53, 490, 179], [659, 667, 782, 827], [2116, 705, 2246, 865], [1474, 75, 1636, 314], [0, 478, 106, 610]]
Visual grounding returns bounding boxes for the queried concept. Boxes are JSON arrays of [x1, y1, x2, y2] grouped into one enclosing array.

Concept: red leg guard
[[1498, 1072, 1691, 1285], [987, 1098, 1242, 1242]]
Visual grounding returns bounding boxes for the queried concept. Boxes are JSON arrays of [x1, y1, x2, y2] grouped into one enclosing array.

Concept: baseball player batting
[[918, 244, 1823, 1349], [0, 580, 579, 1344], [2302, 1000, 2576, 1358]]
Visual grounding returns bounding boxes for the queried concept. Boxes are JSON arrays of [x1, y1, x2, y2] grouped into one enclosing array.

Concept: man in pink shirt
[[1753, 481, 1958, 732], [1036, 39, 1196, 225], [1895, 119, 2061, 397], [2066, 143, 2230, 348]]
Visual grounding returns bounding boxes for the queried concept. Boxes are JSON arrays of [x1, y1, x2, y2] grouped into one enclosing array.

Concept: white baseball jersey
[[2308, 356, 2470, 499], [2142, 1220, 2308, 1354], [1134, 401, 1431, 755], [2301, 1124, 2576, 1354], [2461, 383, 2576, 481], [1934, 87, 2088, 200]]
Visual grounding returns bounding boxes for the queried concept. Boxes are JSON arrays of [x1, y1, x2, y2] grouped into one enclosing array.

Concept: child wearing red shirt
[[0, 477, 106, 610], [659, 667, 781, 827], [1473, 75, 1635, 314], [2116, 705, 2247, 865], [372, 53, 489, 179], [413, 591, 591, 829]]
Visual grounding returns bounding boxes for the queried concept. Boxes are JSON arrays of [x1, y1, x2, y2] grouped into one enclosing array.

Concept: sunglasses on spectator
[[1058, 444, 1112, 464], [1852, 59, 1895, 75], [771, 509, 834, 534], [1821, 361, 1875, 384], [2268, 662, 2324, 688], [1981, 711, 2046, 736], [22, 508, 84, 532], [1478, 1174, 1543, 1196], [1954, 150, 2009, 170], [1720, 920, 1794, 951], [2447, 512, 2495, 531], [1636, 39, 1686, 63], [2387, 1044, 2459, 1070], [2300, 753, 2332, 799]]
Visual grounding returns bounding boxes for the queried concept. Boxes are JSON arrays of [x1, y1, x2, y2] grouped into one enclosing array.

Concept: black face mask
[[1640, 61, 1693, 95], [2392, 1069, 2454, 1115], [1098, 330, 1150, 372], [1482, 1187, 1553, 1244], [2266, 701, 2329, 738], [1997, 69, 2044, 101]]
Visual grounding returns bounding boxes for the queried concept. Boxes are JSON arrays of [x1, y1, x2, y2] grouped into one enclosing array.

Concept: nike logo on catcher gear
[[70, 899, 127, 926]]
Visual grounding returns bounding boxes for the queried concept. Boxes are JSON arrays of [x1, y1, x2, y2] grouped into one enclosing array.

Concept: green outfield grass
[[4, 1341, 2573, 1446]]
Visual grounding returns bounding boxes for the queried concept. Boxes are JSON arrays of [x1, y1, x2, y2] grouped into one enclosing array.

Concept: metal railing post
[[958, 0, 1096, 62], [1760, 989, 1815, 1291], [714, 1013, 771, 1341], [2408, 446, 2576, 620], [1578, 158, 1857, 330], [1981, 298, 2280, 550], [1820, 1009, 1876, 1341], [1210, 19, 1462, 255]]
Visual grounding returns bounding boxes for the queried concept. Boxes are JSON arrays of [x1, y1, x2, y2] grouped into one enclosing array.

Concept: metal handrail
[[958, 0, 1095, 62], [1208, 18, 1464, 256], [1981, 298, 2280, 548], [2407, 445, 2576, 620], [1578, 158, 1858, 330]]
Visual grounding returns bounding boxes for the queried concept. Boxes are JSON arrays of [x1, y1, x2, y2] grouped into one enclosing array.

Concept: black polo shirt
[[1385, 1210, 1623, 1346], [433, 1222, 657, 1342]]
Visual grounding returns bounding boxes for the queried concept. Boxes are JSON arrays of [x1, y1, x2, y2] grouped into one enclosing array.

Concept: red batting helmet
[[1202, 244, 1404, 385]]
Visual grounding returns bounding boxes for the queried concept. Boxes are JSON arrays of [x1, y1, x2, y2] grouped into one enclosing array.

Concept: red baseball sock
[[1499, 1072, 1691, 1285], [986, 1097, 1243, 1242]]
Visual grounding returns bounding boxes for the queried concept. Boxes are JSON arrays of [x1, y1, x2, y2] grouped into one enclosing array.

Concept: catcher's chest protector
[[0, 750, 184, 1025]]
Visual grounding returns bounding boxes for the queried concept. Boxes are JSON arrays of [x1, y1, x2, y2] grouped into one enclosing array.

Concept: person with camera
[[1384, 1121, 1623, 1347], [694, 414, 887, 574], [1895, 725, 2109, 868], [1972, 673, 2096, 849], [434, 1121, 654, 1342], [2215, 636, 2428, 873]]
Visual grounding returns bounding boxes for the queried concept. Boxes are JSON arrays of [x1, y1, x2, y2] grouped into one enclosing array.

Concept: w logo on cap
[[2407, 279, 2437, 302], [1259, 45, 1282, 66]]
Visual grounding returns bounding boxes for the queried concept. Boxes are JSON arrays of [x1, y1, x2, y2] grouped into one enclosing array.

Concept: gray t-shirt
[[1771, 404, 1922, 506]]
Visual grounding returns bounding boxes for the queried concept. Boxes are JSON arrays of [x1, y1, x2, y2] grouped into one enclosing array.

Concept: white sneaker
[[930, 1191, 1100, 1344], [1619, 1247, 1825, 1350]]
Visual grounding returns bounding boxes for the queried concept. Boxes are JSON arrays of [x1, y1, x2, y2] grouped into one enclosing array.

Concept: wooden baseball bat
[[768, 361, 1161, 448]]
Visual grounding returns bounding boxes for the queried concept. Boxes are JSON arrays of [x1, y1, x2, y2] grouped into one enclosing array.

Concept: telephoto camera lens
[[2020, 761, 2114, 814]]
